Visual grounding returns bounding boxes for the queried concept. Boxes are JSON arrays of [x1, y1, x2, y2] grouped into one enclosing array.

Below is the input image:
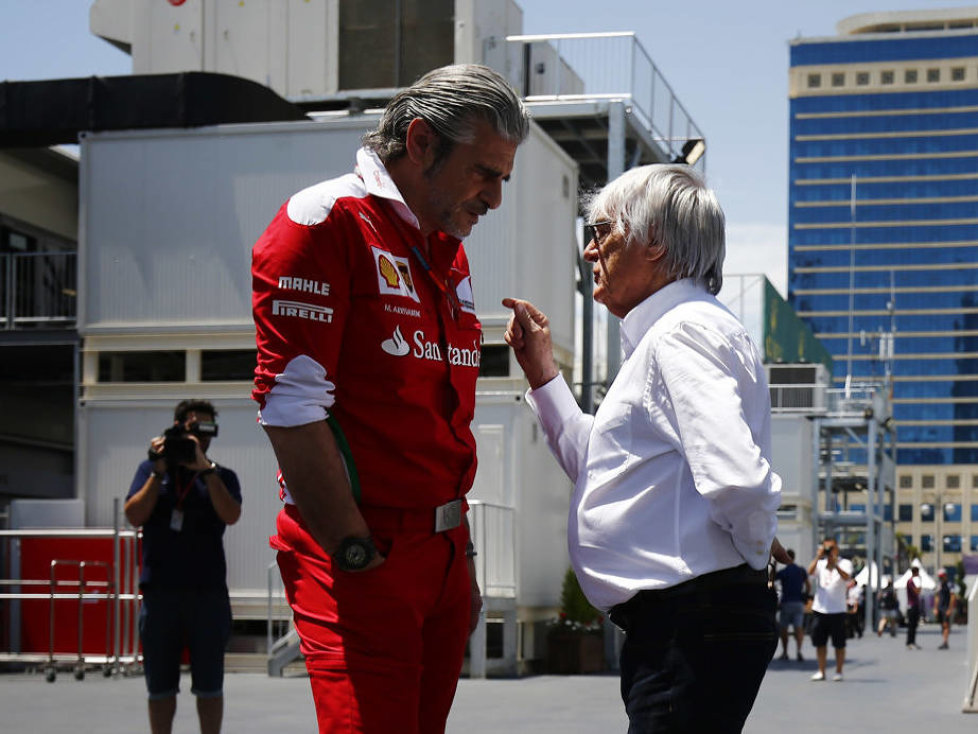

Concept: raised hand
[[502, 297, 559, 389]]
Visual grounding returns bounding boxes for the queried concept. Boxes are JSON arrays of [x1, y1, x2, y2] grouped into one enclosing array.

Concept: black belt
[[609, 564, 767, 629]]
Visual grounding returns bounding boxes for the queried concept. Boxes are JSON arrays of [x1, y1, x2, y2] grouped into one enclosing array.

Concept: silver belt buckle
[[434, 499, 462, 533]]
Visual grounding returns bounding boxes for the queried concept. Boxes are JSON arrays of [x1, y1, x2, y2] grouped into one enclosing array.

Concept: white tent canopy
[[894, 560, 937, 591], [854, 561, 891, 590]]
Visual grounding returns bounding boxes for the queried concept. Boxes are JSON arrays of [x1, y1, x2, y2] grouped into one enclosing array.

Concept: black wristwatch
[[333, 536, 378, 572]]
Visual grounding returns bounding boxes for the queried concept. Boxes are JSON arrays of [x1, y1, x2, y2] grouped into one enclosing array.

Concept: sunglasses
[[584, 220, 615, 245]]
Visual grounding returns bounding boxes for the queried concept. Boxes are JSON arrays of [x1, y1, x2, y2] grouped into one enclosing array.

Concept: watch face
[[345, 543, 368, 567], [336, 536, 375, 571]]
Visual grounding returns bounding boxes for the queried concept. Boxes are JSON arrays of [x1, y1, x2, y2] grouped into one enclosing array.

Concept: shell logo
[[379, 255, 401, 288]]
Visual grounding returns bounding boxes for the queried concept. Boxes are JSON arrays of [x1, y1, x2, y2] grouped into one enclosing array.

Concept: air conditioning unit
[[767, 363, 829, 411]]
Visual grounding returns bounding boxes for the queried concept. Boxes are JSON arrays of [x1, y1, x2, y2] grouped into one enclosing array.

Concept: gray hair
[[585, 164, 725, 295], [363, 64, 530, 165]]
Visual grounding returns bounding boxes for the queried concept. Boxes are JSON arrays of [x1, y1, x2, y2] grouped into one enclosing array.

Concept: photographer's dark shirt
[[127, 460, 242, 590]]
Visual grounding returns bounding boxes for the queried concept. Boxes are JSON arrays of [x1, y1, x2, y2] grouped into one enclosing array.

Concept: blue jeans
[[609, 567, 778, 734]]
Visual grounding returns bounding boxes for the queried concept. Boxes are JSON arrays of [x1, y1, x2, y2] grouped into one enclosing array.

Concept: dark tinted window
[[98, 351, 185, 382], [201, 350, 257, 381]]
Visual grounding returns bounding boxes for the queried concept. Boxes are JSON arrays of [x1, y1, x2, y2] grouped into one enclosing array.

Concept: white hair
[[585, 164, 726, 295]]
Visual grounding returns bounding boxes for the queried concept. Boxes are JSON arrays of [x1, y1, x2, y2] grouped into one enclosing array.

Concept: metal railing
[[0, 506, 141, 675], [0, 251, 77, 329], [499, 32, 704, 163], [468, 500, 516, 599]]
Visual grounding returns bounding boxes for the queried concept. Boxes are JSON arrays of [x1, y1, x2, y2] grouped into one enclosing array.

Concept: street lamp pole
[[924, 492, 949, 575]]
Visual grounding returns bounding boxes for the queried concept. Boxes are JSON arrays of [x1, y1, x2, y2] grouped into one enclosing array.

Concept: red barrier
[[20, 537, 117, 657]]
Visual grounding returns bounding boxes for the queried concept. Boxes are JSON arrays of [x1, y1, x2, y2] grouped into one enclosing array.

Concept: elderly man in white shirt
[[504, 164, 786, 734]]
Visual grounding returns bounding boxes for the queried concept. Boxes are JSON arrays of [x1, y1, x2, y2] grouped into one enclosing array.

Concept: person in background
[[846, 581, 865, 639], [808, 538, 852, 682], [125, 399, 242, 734], [934, 568, 955, 650], [503, 163, 786, 733], [776, 549, 811, 661], [877, 579, 899, 637], [251, 64, 530, 734], [905, 565, 922, 650]]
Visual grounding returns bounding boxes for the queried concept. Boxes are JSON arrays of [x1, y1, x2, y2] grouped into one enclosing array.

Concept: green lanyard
[[326, 414, 361, 504]]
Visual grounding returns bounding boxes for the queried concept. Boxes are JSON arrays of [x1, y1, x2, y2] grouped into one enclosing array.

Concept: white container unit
[[77, 117, 578, 634]]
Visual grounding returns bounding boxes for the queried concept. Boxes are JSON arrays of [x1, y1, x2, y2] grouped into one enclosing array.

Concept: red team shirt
[[252, 148, 481, 510]]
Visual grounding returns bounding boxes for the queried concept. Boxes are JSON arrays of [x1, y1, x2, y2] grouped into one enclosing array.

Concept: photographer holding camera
[[807, 537, 853, 682], [125, 399, 242, 734]]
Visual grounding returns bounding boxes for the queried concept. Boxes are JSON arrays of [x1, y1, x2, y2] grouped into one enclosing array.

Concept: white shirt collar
[[620, 279, 707, 358], [355, 147, 421, 230]]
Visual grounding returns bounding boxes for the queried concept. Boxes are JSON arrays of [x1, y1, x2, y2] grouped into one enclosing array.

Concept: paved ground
[[2, 624, 976, 732]]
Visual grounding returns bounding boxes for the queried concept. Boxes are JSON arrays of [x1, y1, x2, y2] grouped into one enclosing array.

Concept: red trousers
[[272, 504, 471, 734]]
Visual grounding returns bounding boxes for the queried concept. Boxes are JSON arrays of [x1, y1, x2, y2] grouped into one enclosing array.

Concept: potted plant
[[545, 568, 605, 674]]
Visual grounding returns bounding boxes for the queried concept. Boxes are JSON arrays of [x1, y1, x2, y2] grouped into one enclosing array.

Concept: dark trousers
[[609, 566, 778, 734], [906, 607, 920, 646]]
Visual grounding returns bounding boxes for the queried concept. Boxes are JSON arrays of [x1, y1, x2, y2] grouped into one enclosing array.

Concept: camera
[[151, 421, 219, 465]]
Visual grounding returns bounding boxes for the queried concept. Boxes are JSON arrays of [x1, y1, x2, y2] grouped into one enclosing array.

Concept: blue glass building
[[788, 10, 978, 571]]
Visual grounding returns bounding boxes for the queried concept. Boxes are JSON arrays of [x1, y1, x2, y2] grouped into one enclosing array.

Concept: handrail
[[507, 31, 636, 41], [468, 500, 517, 599], [0, 250, 77, 330], [0, 528, 138, 538], [502, 32, 705, 164], [0, 502, 141, 673]]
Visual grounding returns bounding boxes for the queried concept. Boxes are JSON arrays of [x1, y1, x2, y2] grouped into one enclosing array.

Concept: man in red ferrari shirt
[[252, 64, 529, 734]]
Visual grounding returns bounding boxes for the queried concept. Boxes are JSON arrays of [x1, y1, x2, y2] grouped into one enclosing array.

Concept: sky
[[3, 0, 978, 296]]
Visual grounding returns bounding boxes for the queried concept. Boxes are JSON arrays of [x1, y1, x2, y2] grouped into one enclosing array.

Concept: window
[[944, 504, 962, 522], [3, 229, 35, 253], [479, 345, 510, 377], [855, 72, 870, 86], [927, 68, 940, 83], [973, 474, 978, 489], [807, 74, 821, 89], [898, 504, 913, 522], [947, 475, 960, 489], [922, 474, 935, 489], [905, 69, 918, 84], [831, 73, 845, 87], [98, 351, 185, 382], [971, 504, 978, 522], [943, 534, 962, 553], [201, 350, 256, 381], [971, 536, 978, 552], [921, 534, 933, 552], [920, 503, 935, 522], [899, 475, 913, 489], [881, 70, 894, 85], [952, 67, 966, 81]]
